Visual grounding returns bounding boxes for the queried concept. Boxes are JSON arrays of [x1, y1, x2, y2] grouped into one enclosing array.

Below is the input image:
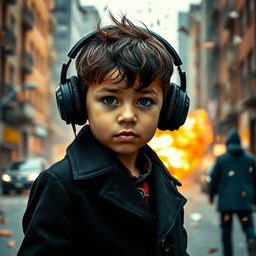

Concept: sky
[[80, 0, 201, 50]]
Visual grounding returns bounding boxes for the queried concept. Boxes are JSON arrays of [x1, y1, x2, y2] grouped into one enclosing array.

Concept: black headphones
[[56, 25, 190, 131]]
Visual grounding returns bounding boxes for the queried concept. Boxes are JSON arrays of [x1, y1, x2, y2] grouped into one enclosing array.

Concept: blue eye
[[102, 96, 118, 105], [137, 98, 153, 107]]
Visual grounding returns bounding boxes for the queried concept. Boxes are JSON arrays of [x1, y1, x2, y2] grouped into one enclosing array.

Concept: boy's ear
[[157, 83, 190, 131], [56, 75, 87, 126]]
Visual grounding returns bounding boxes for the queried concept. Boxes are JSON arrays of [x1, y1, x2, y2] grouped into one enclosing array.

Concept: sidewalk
[[180, 180, 254, 256]]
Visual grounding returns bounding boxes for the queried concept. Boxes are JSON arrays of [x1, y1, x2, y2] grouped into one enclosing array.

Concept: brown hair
[[76, 13, 174, 96]]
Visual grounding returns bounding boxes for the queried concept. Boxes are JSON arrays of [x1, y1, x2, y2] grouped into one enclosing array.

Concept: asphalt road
[[0, 191, 28, 256], [0, 182, 255, 256], [181, 180, 256, 256]]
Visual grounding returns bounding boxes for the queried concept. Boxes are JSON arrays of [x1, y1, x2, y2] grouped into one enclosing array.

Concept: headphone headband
[[67, 25, 183, 66], [61, 25, 187, 92], [56, 24, 190, 132]]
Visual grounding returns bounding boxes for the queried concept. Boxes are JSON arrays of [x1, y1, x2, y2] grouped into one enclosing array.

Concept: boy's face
[[86, 75, 164, 158]]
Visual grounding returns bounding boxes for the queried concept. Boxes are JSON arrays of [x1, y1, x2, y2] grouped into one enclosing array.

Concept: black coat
[[208, 128, 256, 212], [18, 125, 189, 256]]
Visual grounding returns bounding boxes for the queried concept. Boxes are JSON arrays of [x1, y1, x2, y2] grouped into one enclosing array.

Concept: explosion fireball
[[149, 109, 213, 180]]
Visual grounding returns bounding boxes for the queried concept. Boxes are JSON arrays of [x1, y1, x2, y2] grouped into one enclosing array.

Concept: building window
[[240, 61, 246, 81], [246, 0, 254, 25], [229, 0, 235, 8], [248, 52, 254, 76], [10, 15, 16, 31], [8, 65, 15, 87], [239, 10, 244, 35], [239, 7, 247, 35]]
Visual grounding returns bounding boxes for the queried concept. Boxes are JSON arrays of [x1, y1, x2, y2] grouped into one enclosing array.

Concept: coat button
[[161, 238, 171, 253], [161, 238, 166, 247]]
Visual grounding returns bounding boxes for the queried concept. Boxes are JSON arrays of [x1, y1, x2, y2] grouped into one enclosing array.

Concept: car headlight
[[2, 174, 12, 182], [27, 172, 39, 181]]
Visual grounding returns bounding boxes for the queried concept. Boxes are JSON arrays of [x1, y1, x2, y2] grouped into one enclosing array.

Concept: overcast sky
[[80, 0, 201, 49]]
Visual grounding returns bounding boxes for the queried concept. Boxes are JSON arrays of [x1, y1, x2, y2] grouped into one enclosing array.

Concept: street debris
[[208, 247, 219, 254], [0, 216, 6, 225], [189, 212, 202, 222], [0, 229, 13, 237], [7, 239, 16, 248]]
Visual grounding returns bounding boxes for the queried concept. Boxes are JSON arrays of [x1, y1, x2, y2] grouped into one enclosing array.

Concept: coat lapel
[[144, 146, 187, 249], [67, 125, 153, 224], [99, 162, 153, 224], [154, 170, 186, 245], [67, 125, 186, 236]]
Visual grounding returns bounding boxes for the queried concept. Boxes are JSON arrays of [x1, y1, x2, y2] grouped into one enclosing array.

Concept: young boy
[[18, 14, 189, 256]]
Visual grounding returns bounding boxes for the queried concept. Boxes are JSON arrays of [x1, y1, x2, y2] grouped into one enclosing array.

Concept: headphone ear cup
[[174, 87, 190, 129], [56, 79, 73, 125], [55, 76, 87, 125], [158, 83, 190, 131], [69, 76, 87, 125]]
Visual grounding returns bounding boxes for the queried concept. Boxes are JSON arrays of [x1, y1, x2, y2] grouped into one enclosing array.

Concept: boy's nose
[[117, 104, 137, 124]]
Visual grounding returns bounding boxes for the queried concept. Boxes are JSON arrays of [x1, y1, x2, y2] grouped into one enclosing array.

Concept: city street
[[0, 182, 255, 256], [181, 180, 256, 256], [0, 192, 28, 256], [0, 0, 255, 255]]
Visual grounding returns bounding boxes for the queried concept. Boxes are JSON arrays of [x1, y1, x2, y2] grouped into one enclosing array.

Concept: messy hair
[[76, 13, 174, 96]]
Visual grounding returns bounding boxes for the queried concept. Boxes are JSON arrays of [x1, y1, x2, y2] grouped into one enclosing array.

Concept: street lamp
[[0, 81, 37, 109], [0, 81, 37, 140]]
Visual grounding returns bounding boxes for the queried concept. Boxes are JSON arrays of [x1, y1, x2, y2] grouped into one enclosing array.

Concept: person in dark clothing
[[17, 14, 190, 256], [208, 128, 256, 256]]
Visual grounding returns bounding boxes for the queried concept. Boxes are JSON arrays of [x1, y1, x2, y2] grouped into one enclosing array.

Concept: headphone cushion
[[56, 81, 74, 124], [174, 89, 190, 129], [158, 83, 189, 131], [158, 84, 178, 131], [69, 76, 87, 125]]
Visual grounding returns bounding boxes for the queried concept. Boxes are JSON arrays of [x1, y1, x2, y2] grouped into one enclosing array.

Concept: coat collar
[[67, 125, 187, 244], [67, 125, 182, 186], [67, 125, 115, 180], [67, 125, 153, 222]]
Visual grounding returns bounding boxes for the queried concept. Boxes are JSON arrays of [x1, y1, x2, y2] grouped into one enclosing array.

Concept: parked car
[[1, 157, 49, 195]]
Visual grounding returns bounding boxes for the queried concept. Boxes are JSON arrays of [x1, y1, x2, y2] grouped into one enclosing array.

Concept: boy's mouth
[[114, 131, 138, 141], [115, 131, 138, 137]]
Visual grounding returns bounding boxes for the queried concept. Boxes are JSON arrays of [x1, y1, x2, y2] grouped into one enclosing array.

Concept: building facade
[[0, 0, 100, 173], [50, 0, 99, 162], [179, 0, 255, 157], [0, 0, 56, 171]]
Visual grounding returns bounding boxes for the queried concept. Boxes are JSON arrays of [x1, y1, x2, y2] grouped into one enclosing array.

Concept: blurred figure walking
[[208, 128, 256, 256]]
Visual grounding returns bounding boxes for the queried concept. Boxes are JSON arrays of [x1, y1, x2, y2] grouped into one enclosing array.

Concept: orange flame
[[148, 109, 213, 180]]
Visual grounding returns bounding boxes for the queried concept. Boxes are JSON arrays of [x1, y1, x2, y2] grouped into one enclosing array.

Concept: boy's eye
[[102, 96, 118, 105], [137, 98, 153, 107]]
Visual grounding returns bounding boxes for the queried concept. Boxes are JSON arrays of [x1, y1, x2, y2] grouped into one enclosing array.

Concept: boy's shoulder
[[42, 156, 73, 185]]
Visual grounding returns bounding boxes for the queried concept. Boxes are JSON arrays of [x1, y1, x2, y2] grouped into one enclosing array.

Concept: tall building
[[200, 1, 220, 121], [0, 0, 56, 171], [178, 12, 190, 103], [178, 5, 201, 111], [0, 0, 100, 173], [50, 0, 99, 162], [181, 0, 256, 156], [205, 0, 255, 154], [0, 0, 20, 170]]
